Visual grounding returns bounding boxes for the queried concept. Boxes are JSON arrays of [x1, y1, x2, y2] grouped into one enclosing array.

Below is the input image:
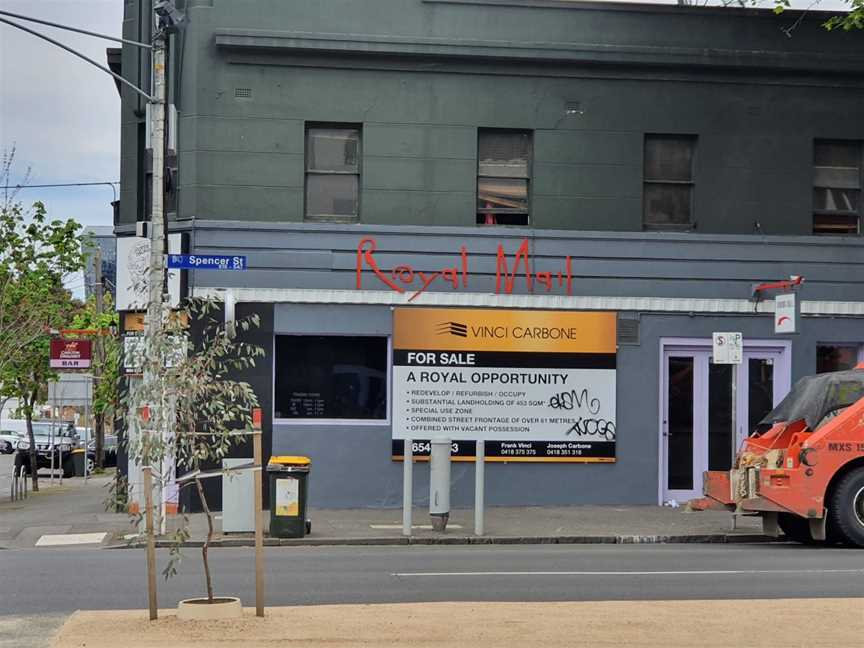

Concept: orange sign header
[[393, 308, 616, 354]]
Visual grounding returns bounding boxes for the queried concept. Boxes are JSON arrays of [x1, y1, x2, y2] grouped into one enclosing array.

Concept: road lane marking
[[35, 532, 107, 547], [370, 524, 463, 530], [392, 569, 864, 577]]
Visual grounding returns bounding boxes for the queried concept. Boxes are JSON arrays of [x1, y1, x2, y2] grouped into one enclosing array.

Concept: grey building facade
[[117, 0, 864, 510]]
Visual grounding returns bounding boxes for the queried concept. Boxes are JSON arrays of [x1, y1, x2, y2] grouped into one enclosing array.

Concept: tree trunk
[[195, 477, 215, 603], [94, 411, 104, 470], [25, 410, 38, 492]]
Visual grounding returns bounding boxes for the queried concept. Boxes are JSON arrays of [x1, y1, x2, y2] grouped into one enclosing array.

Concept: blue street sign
[[167, 254, 247, 271]]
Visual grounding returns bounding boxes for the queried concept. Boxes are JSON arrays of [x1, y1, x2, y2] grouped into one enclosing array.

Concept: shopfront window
[[817, 344, 862, 374], [274, 336, 388, 420]]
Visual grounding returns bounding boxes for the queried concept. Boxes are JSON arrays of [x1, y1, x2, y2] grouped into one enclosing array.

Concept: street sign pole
[[402, 439, 413, 537], [475, 440, 485, 536]]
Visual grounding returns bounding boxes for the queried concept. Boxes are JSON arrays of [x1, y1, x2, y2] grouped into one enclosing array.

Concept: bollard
[[429, 438, 451, 532]]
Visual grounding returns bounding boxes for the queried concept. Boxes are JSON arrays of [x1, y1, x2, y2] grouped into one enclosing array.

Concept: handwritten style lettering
[[355, 237, 573, 300], [548, 388, 601, 415]]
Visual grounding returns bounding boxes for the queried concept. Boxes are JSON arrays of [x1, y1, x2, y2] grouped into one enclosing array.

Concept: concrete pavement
[[0, 454, 133, 549], [2, 450, 768, 548]]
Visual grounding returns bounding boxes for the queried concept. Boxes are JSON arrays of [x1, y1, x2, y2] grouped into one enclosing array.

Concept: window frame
[[303, 123, 363, 223], [476, 128, 533, 227], [642, 134, 697, 232], [271, 334, 392, 426], [812, 138, 863, 236]]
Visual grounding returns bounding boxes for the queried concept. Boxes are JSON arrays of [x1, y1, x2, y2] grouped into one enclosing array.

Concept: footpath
[[0, 461, 767, 548]]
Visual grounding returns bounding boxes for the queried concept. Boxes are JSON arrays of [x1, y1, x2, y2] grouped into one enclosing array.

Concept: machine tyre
[[777, 513, 820, 545], [828, 468, 864, 548]]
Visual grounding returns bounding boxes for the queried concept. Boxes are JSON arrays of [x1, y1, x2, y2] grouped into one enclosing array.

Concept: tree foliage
[[773, 0, 864, 31], [0, 153, 84, 490], [72, 292, 120, 468]]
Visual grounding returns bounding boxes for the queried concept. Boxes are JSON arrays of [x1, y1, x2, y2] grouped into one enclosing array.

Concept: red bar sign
[[50, 338, 92, 369]]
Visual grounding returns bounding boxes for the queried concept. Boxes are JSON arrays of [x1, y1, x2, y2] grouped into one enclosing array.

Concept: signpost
[[392, 308, 618, 462], [49, 339, 92, 369], [775, 293, 797, 334], [167, 254, 247, 271], [712, 332, 743, 471]]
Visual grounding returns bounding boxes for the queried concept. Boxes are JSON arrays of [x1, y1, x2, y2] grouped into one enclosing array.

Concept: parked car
[[15, 421, 81, 477], [86, 432, 118, 468], [0, 430, 23, 454]]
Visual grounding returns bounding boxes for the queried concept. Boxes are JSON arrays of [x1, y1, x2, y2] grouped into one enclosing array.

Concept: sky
[[0, 0, 852, 248]]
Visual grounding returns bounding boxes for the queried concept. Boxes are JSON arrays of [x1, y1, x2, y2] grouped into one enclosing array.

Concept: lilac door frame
[[656, 337, 792, 505]]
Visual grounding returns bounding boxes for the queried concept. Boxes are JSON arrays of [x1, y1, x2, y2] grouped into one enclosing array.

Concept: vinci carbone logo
[[435, 321, 468, 338]]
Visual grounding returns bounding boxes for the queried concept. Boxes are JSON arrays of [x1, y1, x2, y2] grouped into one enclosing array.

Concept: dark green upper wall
[[119, 0, 864, 235]]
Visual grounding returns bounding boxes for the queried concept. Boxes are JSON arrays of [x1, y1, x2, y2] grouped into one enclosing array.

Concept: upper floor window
[[305, 126, 361, 222], [813, 140, 861, 235], [477, 129, 531, 226], [643, 135, 696, 230]]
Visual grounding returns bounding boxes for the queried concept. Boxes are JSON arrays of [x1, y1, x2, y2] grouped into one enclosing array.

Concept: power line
[[0, 9, 152, 49], [3, 181, 120, 202], [2, 182, 120, 189]]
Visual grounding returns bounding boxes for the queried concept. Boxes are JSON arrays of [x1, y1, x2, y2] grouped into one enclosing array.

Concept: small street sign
[[167, 254, 247, 271], [712, 332, 743, 365], [775, 293, 797, 334], [50, 339, 92, 369]]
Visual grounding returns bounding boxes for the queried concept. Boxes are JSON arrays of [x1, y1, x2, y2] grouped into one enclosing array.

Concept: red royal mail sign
[[50, 339, 92, 369]]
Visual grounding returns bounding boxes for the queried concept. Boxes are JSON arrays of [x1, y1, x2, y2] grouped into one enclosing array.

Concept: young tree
[[124, 298, 262, 603], [71, 292, 119, 469]]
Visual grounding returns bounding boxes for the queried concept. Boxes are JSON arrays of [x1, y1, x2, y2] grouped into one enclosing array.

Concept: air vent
[[617, 316, 640, 346], [234, 87, 252, 99]]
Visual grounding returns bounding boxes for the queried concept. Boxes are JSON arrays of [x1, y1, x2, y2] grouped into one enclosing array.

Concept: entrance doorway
[[660, 339, 791, 503]]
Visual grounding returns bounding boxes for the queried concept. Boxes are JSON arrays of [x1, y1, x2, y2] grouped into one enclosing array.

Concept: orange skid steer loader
[[695, 363, 864, 546]]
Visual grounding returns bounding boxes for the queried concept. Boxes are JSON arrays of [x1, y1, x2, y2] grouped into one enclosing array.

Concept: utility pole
[[93, 247, 105, 470], [140, 26, 168, 623]]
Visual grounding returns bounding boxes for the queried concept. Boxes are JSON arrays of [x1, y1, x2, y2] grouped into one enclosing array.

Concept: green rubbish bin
[[267, 456, 311, 538]]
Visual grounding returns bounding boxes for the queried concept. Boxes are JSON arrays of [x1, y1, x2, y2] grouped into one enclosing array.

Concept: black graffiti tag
[[566, 418, 616, 441], [548, 388, 601, 415]]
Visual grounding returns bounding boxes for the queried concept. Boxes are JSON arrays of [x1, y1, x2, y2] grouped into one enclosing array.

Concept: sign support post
[[402, 439, 413, 537], [475, 440, 485, 536]]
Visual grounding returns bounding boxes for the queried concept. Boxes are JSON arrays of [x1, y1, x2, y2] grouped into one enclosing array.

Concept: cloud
[[0, 0, 123, 229]]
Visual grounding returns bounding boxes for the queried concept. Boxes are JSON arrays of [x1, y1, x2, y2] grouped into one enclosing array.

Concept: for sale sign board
[[50, 339, 92, 369], [392, 308, 617, 463]]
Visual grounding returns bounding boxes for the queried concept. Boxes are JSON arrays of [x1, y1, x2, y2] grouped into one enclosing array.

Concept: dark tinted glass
[[645, 136, 695, 182], [644, 184, 692, 225], [708, 361, 733, 471], [667, 356, 694, 490], [814, 141, 862, 169], [817, 345, 860, 373], [748, 358, 774, 435], [275, 336, 387, 419]]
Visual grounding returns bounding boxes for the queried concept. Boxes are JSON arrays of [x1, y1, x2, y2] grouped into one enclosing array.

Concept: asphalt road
[[3, 543, 864, 616]]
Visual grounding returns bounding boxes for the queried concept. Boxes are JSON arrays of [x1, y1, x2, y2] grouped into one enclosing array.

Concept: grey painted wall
[[118, 0, 864, 237], [185, 220, 864, 303], [268, 304, 864, 508]]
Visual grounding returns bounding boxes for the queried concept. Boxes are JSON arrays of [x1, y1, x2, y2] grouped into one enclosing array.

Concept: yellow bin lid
[[269, 455, 311, 466]]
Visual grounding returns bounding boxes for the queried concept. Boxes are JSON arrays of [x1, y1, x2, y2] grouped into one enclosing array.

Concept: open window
[[813, 140, 862, 235], [476, 129, 531, 226]]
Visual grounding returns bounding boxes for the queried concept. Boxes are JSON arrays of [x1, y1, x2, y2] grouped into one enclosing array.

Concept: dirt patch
[[51, 599, 864, 648]]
